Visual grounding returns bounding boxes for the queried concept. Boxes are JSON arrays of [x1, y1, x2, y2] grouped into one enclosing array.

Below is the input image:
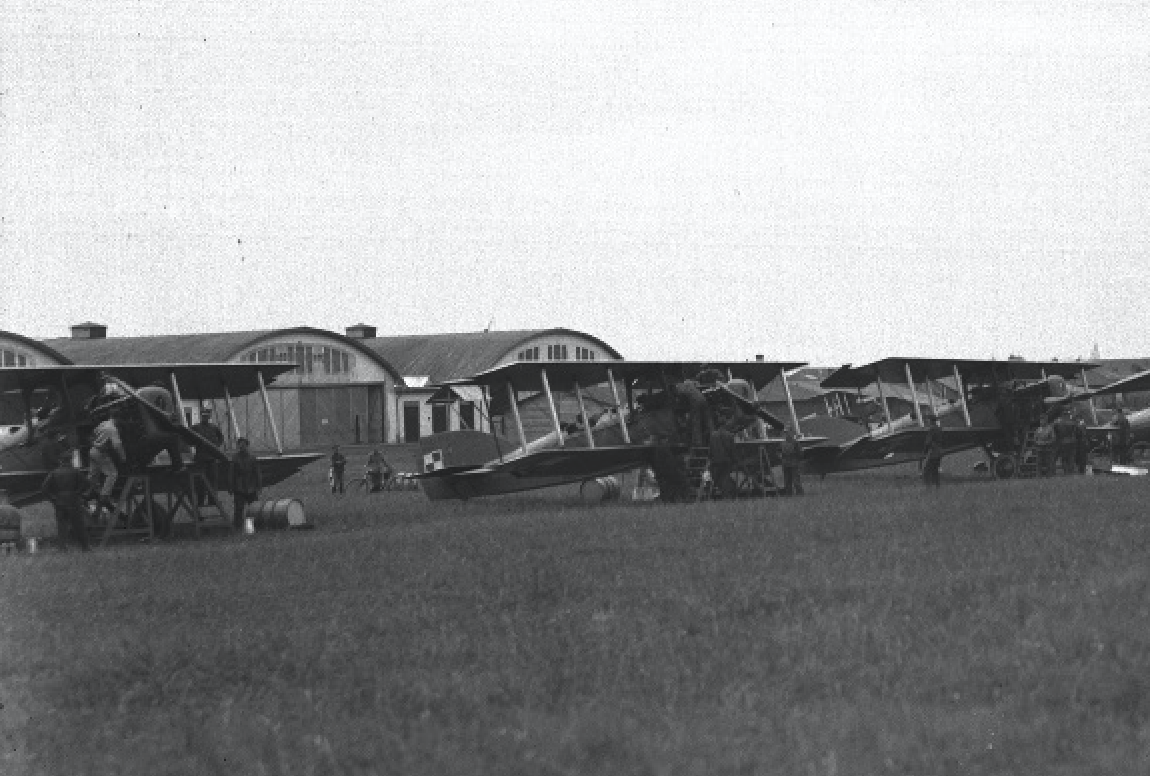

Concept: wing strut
[[904, 362, 924, 426], [952, 365, 972, 426], [168, 371, 189, 427], [876, 376, 892, 428], [223, 383, 241, 445], [59, 372, 74, 423], [484, 387, 504, 462], [506, 381, 528, 455], [780, 368, 801, 436], [1080, 367, 1099, 425], [573, 381, 595, 448], [607, 368, 630, 444], [256, 369, 283, 455], [539, 368, 564, 447]]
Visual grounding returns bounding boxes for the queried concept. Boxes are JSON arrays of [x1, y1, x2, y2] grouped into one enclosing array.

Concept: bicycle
[[345, 467, 396, 495]]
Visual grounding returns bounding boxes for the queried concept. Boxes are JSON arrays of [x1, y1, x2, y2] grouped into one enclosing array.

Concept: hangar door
[[299, 386, 382, 447]]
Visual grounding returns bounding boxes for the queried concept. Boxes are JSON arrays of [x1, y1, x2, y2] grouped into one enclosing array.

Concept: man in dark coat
[[191, 407, 225, 505], [779, 428, 804, 495], [1032, 416, 1057, 476], [707, 421, 739, 499], [1054, 409, 1079, 475], [650, 434, 689, 503], [229, 437, 261, 530], [41, 450, 90, 551], [1112, 407, 1132, 465], [671, 380, 713, 448], [1074, 414, 1091, 474], [330, 445, 347, 494], [921, 415, 944, 488]]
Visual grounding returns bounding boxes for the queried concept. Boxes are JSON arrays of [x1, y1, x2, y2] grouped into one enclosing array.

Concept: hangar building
[[0, 324, 622, 450]]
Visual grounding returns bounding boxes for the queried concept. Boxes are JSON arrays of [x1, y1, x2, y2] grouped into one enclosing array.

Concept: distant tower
[[1090, 342, 1101, 361]]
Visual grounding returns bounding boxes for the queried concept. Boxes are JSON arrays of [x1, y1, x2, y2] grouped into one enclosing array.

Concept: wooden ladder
[[686, 447, 712, 502], [1017, 430, 1039, 478]]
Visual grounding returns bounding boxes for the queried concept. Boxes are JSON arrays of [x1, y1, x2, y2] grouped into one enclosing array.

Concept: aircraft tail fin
[[417, 429, 518, 473]]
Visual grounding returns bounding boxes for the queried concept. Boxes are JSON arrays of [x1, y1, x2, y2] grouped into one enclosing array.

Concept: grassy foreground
[[3, 464, 1150, 775]]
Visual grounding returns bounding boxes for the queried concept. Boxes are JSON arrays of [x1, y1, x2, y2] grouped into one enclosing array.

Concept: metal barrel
[[246, 498, 309, 529], [579, 476, 621, 504]]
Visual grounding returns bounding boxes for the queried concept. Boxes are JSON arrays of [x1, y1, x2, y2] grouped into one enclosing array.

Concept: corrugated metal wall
[[200, 385, 384, 451]]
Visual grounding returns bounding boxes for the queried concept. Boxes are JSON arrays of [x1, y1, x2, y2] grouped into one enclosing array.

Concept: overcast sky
[[3, 1, 1147, 365]]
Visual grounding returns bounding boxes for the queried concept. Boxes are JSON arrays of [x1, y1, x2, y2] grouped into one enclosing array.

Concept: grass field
[[4, 457, 1150, 775]]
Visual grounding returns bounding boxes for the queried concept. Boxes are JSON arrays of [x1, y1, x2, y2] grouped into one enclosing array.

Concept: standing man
[[330, 444, 347, 494], [365, 447, 391, 492], [779, 428, 804, 496], [707, 421, 739, 499], [1054, 409, 1079, 475], [229, 437, 261, 531], [41, 450, 91, 551], [191, 407, 225, 505], [1112, 407, 1132, 465], [671, 380, 713, 448], [1032, 415, 1057, 476], [650, 434, 688, 503], [88, 408, 126, 520], [1074, 413, 1091, 474], [921, 415, 944, 488]]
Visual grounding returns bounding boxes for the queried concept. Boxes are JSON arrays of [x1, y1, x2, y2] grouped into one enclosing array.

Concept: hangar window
[[1, 349, 31, 367], [518, 347, 540, 361], [242, 343, 354, 376], [546, 344, 568, 360], [575, 347, 596, 361]]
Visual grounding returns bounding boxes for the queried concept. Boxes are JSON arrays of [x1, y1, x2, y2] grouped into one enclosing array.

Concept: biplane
[[413, 359, 820, 501], [809, 357, 1150, 477], [0, 363, 322, 541]]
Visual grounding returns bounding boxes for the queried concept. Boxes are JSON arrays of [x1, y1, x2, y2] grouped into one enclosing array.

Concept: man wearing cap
[[671, 379, 713, 448], [779, 428, 805, 496], [41, 449, 90, 551], [1032, 415, 1057, 476], [87, 407, 126, 520], [1112, 407, 1132, 465], [1054, 408, 1079, 475], [191, 407, 226, 505], [707, 420, 740, 499], [229, 437, 261, 531], [920, 415, 944, 488]]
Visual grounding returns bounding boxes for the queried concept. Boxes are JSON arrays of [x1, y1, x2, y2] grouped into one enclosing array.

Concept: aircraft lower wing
[[807, 426, 1003, 473], [424, 445, 660, 481], [3, 453, 323, 509]]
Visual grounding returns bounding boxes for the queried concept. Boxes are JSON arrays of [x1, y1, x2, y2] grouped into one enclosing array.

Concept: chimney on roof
[[345, 323, 376, 339], [755, 354, 765, 361], [70, 322, 107, 340]]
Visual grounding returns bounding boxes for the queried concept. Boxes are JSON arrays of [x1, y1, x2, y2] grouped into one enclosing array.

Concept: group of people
[[924, 405, 1138, 486], [328, 445, 393, 493], [644, 374, 806, 503], [1030, 409, 1093, 476], [39, 378, 262, 550]]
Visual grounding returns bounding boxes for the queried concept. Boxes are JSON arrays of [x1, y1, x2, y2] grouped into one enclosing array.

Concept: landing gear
[[991, 453, 1018, 480]]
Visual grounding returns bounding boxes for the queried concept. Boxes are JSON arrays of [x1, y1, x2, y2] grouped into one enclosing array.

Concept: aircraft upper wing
[[1082, 370, 1150, 399], [445, 359, 807, 395], [0, 363, 297, 399], [821, 358, 1097, 390], [425, 445, 660, 480]]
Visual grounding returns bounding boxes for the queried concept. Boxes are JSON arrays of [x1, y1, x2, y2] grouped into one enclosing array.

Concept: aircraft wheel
[[992, 454, 1018, 480]]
